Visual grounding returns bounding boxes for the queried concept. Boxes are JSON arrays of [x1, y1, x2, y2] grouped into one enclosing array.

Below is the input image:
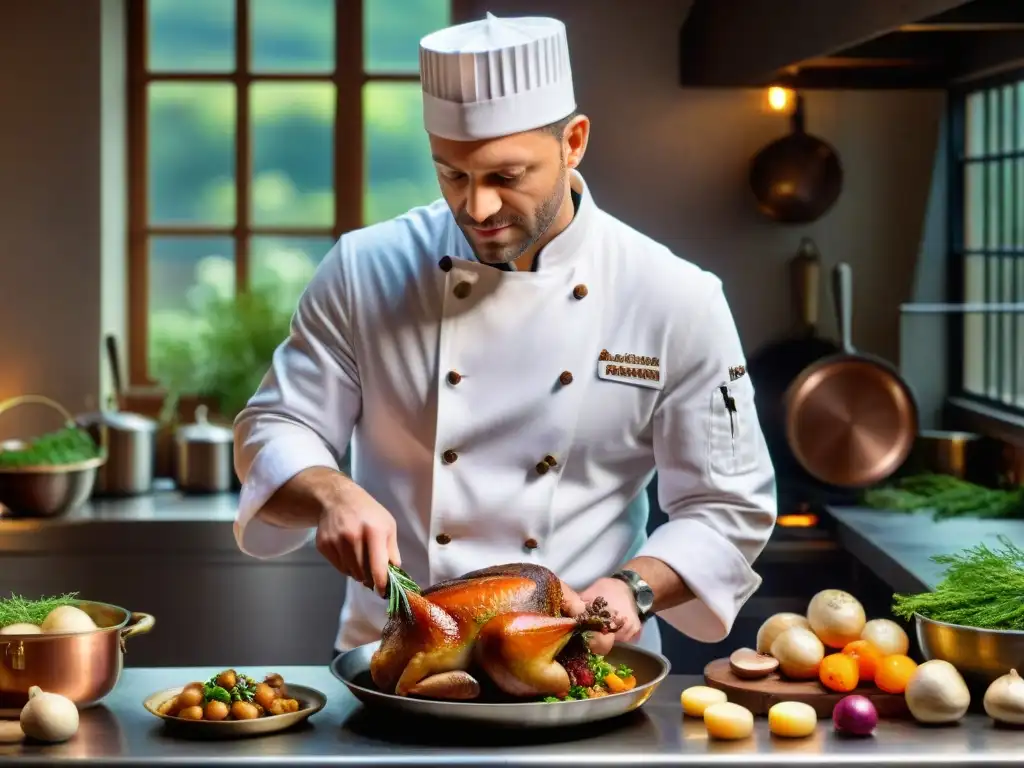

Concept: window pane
[[964, 163, 984, 251], [148, 237, 235, 378], [987, 89, 1000, 156], [962, 254, 985, 395], [986, 255, 1000, 399], [999, 257, 1014, 404], [251, 0, 334, 73], [149, 83, 236, 225], [251, 236, 335, 306], [148, 0, 235, 73], [1016, 264, 1024, 406], [987, 161, 1001, 249], [965, 91, 986, 158], [365, 0, 450, 73], [251, 83, 335, 227], [364, 82, 439, 225]]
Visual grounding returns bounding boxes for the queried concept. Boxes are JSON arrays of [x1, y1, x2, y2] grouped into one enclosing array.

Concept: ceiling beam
[[679, 0, 972, 86], [947, 29, 1024, 82]]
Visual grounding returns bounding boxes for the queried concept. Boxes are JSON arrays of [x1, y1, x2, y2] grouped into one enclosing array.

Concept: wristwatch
[[611, 569, 655, 623]]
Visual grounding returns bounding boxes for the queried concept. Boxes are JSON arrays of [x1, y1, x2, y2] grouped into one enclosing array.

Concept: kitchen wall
[[0, 0, 945, 441]]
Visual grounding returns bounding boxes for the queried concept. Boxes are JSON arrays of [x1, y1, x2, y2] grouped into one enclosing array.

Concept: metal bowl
[[331, 640, 670, 728], [916, 612, 1024, 689], [0, 455, 105, 517]]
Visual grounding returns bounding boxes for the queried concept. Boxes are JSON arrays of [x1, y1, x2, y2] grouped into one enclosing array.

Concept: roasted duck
[[369, 563, 623, 701]]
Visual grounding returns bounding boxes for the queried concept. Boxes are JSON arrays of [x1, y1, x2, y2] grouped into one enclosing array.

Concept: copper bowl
[[0, 600, 154, 715]]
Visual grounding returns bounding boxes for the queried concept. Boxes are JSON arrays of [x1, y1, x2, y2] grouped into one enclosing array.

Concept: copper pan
[[785, 263, 918, 488], [0, 600, 154, 716]]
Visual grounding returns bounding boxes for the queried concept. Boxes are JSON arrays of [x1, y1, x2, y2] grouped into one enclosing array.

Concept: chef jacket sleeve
[[232, 240, 361, 559], [638, 276, 777, 643]]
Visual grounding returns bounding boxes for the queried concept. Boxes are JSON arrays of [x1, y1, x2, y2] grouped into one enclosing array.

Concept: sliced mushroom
[[729, 647, 779, 680]]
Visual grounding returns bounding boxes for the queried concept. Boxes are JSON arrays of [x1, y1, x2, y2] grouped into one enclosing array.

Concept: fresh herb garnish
[[586, 653, 614, 682], [203, 685, 231, 705], [386, 563, 421, 618], [231, 675, 257, 703], [615, 663, 633, 678], [0, 427, 101, 468], [892, 535, 1024, 630], [864, 473, 1024, 521], [0, 592, 79, 628]]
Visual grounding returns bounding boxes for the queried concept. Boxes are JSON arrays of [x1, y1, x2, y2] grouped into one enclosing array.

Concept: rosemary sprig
[[0, 592, 79, 628], [386, 563, 421, 618], [892, 535, 1024, 630]]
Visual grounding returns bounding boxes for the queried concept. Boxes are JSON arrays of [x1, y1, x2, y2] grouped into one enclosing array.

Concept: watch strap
[[611, 569, 655, 622]]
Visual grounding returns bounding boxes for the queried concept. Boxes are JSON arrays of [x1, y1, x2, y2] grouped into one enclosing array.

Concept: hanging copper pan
[[785, 263, 918, 488]]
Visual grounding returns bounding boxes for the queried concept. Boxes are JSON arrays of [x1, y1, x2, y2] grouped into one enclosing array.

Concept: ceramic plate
[[143, 683, 326, 739]]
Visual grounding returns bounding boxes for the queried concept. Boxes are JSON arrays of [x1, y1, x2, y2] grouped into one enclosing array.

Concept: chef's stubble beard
[[461, 157, 568, 266]]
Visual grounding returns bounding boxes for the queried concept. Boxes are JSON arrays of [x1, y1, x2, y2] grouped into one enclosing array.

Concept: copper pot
[[0, 601, 154, 715]]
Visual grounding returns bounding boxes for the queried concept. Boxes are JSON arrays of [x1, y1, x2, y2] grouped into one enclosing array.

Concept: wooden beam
[[947, 29, 1024, 82], [679, 0, 972, 86], [767, 64, 951, 90]]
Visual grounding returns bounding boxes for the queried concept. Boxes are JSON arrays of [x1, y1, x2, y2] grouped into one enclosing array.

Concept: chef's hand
[[576, 578, 642, 656], [559, 579, 641, 657], [314, 479, 401, 598]]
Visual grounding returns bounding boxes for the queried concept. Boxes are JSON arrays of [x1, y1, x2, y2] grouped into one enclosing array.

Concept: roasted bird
[[369, 563, 622, 701]]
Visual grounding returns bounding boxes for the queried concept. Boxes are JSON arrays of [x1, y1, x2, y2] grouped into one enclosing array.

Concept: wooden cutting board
[[703, 658, 910, 719]]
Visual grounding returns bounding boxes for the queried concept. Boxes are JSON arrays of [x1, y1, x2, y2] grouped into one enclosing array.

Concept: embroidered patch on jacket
[[729, 365, 746, 381], [597, 349, 664, 391]]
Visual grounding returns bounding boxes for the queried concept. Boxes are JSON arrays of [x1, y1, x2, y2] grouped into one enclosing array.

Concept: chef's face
[[429, 115, 589, 266]]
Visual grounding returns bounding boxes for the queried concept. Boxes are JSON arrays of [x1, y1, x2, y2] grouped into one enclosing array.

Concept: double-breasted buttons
[[436, 533, 452, 545], [559, 371, 573, 386], [572, 284, 588, 300], [447, 370, 462, 385], [438, 256, 453, 272], [442, 449, 458, 464], [535, 461, 549, 475], [536, 454, 558, 474], [543, 455, 557, 467], [524, 538, 539, 550], [453, 281, 472, 299]]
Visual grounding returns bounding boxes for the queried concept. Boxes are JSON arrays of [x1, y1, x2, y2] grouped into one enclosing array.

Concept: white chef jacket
[[232, 170, 777, 654]]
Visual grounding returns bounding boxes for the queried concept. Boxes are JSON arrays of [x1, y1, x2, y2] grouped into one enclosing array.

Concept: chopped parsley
[[616, 663, 633, 678]]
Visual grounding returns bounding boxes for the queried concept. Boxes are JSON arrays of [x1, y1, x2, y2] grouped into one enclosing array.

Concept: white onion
[[904, 660, 970, 724], [770, 626, 825, 680], [806, 589, 865, 649], [983, 669, 1024, 725], [860, 618, 909, 656], [756, 612, 810, 654]]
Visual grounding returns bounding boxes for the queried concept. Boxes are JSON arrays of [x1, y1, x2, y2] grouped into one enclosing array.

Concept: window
[[127, 0, 449, 388], [950, 75, 1024, 413]]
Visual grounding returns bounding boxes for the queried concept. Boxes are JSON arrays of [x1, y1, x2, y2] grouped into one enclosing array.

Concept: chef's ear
[[563, 113, 590, 170]]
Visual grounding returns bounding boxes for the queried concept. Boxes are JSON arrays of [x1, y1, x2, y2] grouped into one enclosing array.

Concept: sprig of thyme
[[386, 563, 421, 618], [892, 535, 1024, 630]]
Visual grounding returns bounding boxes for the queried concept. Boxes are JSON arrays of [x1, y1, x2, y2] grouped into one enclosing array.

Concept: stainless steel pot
[[77, 409, 158, 496], [174, 405, 235, 494]]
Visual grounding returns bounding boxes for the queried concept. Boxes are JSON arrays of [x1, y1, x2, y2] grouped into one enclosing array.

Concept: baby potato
[[177, 705, 204, 721], [268, 698, 288, 716], [230, 701, 261, 720], [284, 699, 299, 713], [216, 669, 237, 690], [157, 695, 180, 716], [254, 682, 278, 711], [680, 685, 728, 717], [264, 673, 284, 689], [704, 702, 754, 740], [204, 700, 229, 721], [768, 701, 818, 738], [177, 687, 204, 709]]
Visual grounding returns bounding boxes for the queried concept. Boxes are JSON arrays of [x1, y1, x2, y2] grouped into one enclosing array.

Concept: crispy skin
[[369, 563, 603, 700]]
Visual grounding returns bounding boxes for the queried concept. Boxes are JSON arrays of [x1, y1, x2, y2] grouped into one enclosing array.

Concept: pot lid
[[77, 409, 158, 432], [176, 405, 233, 444]]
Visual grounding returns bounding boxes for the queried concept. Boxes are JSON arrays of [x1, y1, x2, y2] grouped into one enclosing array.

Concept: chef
[[232, 12, 777, 660]]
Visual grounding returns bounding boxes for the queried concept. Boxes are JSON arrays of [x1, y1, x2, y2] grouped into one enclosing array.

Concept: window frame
[[945, 66, 1024, 437], [124, 0, 425, 392]]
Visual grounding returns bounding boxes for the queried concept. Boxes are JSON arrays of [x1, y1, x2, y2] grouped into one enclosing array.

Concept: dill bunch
[[891, 535, 1024, 630], [0, 592, 79, 628], [386, 564, 421, 619]]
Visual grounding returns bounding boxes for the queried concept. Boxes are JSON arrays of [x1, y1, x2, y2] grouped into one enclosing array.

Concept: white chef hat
[[419, 12, 576, 141]]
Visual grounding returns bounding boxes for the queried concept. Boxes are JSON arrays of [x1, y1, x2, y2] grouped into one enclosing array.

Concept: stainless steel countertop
[[826, 506, 1024, 593], [2, 666, 1020, 766]]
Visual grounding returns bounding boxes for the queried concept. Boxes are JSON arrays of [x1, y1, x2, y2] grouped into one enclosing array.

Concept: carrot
[[604, 673, 628, 693], [621, 674, 637, 690]]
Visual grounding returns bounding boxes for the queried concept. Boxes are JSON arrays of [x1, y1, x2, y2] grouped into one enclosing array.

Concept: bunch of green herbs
[[892, 535, 1024, 630], [0, 592, 79, 628], [0, 427, 101, 468], [864, 473, 1024, 520]]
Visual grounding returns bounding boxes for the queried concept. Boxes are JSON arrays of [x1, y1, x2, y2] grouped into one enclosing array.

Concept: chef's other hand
[[577, 578, 642, 657], [314, 478, 401, 598]]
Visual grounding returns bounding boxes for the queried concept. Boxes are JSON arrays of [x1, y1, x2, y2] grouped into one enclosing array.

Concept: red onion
[[832, 695, 878, 736]]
